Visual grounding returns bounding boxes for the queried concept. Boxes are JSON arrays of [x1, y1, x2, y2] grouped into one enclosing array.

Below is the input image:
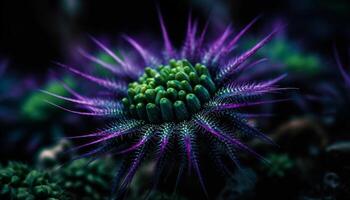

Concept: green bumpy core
[[122, 59, 217, 123]]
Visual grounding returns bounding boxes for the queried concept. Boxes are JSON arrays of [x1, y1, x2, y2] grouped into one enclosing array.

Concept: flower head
[[46, 10, 286, 198]]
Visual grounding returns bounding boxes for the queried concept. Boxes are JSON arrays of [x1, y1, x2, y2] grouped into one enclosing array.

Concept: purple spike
[[58, 81, 124, 114], [202, 25, 232, 64], [222, 15, 261, 55], [184, 134, 193, 170], [118, 148, 145, 194], [56, 62, 127, 92], [191, 148, 209, 199], [334, 47, 350, 87], [41, 89, 104, 107], [181, 12, 199, 59], [157, 7, 175, 57], [69, 127, 138, 153], [197, 18, 210, 51], [195, 117, 267, 162], [44, 100, 105, 116], [64, 129, 112, 139], [89, 36, 126, 66], [211, 99, 289, 111], [123, 35, 159, 66], [225, 58, 269, 78], [228, 114, 277, 145], [78, 48, 126, 76], [68, 131, 126, 152], [216, 28, 280, 82], [115, 135, 148, 154]]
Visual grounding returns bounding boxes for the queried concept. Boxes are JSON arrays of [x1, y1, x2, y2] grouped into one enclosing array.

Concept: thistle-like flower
[[45, 11, 286, 198]]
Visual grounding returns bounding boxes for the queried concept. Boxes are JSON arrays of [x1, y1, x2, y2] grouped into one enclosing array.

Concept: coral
[[46, 9, 288, 197], [0, 162, 68, 200], [55, 158, 115, 200]]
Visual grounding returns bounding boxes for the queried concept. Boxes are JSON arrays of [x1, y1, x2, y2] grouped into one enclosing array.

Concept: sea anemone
[[45, 10, 286, 198]]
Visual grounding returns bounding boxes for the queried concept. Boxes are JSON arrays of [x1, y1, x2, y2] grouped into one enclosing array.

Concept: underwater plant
[[45, 10, 288, 198], [0, 162, 69, 200], [54, 158, 115, 200]]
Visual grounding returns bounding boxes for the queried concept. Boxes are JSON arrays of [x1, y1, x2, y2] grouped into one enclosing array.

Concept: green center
[[121, 59, 216, 123]]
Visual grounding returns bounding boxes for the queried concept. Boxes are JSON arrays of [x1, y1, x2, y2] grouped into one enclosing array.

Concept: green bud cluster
[[122, 59, 216, 123]]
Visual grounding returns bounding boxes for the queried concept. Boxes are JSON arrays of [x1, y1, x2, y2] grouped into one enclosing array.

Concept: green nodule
[[129, 104, 137, 118], [186, 93, 201, 113], [189, 72, 199, 85], [136, 103, 147, 120], [167, 80, 182, 90], [194, 85, 211, 103], [146, 103, 161, 123], [200, 75, 216, 94], [178, 90, 187, 101], [174, 100, 189, 121], [145, 89, 156, 102], [155, 90, 167, 105], [160, 98, 174, 122], [123, 59, 216, 123], [122, 98, 129, 108], [166, 88, 177, 101], [180, 80, 192, 92], [175, 72, 189, 81]]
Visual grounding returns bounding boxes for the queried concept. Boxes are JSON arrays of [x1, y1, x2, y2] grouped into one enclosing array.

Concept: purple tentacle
[[221, 16, 261, 56], [157, 7, 175, 58], [216, 28, 280, 82], [123, 35, 160, 66], [194, 114, 267, 163], [56, 62, 127, 93], [202, 24, 232, 65], [89, 36, 127, 67], [334, 47, 350, 87]]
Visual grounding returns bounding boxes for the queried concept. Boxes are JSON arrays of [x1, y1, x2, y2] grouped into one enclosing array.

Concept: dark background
[[1, 0, 349, 75]]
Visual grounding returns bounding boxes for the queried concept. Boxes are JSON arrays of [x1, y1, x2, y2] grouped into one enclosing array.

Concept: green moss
[[55, 158, 115, 200], [0, 162, 69, 200]]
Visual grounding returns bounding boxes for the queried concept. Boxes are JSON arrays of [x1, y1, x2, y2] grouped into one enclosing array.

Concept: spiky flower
[[46, 11, 286, 197]]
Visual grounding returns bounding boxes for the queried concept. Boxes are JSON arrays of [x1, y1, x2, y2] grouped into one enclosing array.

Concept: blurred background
[[0, 0, 349, 199]]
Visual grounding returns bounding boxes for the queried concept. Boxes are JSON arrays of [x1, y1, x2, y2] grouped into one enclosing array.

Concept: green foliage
[[55, 158, 115, 200], [0, 162, 69, 200], [21, 76, 76, 121], [262, 39, 322, 74], [245, 37, 323, 75]]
